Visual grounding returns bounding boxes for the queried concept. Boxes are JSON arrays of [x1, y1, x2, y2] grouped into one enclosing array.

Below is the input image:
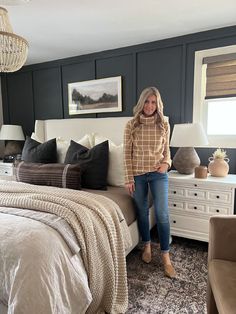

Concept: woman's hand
[[155, 163, 169, 173], [125, 182, 135, 195]]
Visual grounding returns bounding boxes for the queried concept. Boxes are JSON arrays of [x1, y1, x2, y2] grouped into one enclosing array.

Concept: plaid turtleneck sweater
[[123, 114, 172, 184]]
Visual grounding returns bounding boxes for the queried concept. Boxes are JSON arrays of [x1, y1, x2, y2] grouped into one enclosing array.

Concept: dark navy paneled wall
[[6, 72, 34, 136], [1, 25, 236, 173], [137, 45, 183, 126], [33, 67, 63, 120]]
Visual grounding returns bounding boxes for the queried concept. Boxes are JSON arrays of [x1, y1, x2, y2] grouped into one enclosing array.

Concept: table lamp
[[170, 123, 208, 174], [0, 124, 25, 162]]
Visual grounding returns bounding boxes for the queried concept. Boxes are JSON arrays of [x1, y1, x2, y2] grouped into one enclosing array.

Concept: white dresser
[[168, 171, 236, 242]]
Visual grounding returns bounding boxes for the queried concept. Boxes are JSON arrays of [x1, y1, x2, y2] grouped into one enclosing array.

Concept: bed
[[32, 117, 155, 255], [0, 117, 155, 314]]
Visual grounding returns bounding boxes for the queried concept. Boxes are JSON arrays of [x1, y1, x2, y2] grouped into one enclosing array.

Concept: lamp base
[[173, 147, 200, 175], [3, 140, 23, 162]]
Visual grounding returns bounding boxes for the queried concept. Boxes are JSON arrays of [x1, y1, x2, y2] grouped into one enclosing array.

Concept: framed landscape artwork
[[68, 76, 122, 115]]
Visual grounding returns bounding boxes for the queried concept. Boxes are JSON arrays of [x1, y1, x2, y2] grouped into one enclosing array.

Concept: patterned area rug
[[126, 236, 208, 314]]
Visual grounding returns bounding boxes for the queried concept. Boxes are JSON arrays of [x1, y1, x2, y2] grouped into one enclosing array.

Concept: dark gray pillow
[[21, 137, 57, 163], [15, 161, 82, 190], [64, 140, 109, 190]]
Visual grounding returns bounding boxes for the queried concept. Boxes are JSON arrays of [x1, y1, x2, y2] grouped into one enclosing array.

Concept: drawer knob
[[173, 191, 176, 194], [194, 184, 197, 187], [173, 220, 176, 224], [216, 209, 220, 213], [194, 206, 197, 209], [216, 195, 220, 199], [194, 193, 197, 196], [173, 204, 176, 207]]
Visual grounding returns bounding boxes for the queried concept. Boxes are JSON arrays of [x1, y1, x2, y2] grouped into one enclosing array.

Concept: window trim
[[193, 44, 236, 148]]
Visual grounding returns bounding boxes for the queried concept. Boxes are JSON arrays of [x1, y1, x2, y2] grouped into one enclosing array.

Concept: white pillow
[[57, 134, 93, 163], [94, 134, 125, 187], [56, 138, 70, 163], [31, 132, 42, 143], [31, 133, 94, 163]]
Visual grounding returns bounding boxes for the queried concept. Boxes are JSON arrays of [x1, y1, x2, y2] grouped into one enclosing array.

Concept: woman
[[123, 87, 176, 278]]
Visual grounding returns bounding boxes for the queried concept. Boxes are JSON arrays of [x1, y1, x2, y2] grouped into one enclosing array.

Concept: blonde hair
[[132, 87, 166, 136]]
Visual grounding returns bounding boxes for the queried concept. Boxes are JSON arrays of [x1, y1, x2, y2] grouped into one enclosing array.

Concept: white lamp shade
[[170, 123, 208, 147], [0, 124, 25, 140]]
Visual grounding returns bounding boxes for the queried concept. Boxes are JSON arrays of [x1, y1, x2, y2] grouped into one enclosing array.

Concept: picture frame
[[68, 76, 122, 115]]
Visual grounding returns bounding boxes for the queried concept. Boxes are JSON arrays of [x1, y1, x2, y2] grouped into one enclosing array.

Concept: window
[[193, 45, 236, 148]]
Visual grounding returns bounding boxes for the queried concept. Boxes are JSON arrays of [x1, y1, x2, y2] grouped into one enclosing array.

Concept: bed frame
[[33, 117, 155, 255], [34, 117, 129, 144]]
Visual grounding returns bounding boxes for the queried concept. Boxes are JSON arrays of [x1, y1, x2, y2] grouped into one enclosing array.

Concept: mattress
[[84, 185, 153, 226], [83, 186, 135, 226]]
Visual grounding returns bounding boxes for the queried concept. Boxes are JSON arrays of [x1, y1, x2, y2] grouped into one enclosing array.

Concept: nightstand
[[168, 170, 236, 242], [0, 161, 15, 180]]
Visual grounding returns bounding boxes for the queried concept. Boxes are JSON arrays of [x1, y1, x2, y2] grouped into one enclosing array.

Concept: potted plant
[[208, 148, 229, 177]]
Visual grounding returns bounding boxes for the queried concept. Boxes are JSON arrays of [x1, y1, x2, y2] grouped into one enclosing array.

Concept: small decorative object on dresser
[[208, 148, 229, 177], [194, 165, 208, 179]]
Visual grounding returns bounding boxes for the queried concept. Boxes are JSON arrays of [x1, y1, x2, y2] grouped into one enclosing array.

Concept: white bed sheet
[[0, 212, 92, 314]]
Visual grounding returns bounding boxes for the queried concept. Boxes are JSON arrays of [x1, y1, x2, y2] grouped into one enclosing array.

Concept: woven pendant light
[[0, 6, 28, 72], [0, 1, 30, 4]]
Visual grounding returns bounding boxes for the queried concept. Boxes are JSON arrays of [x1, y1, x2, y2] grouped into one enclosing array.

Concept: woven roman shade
[[203, 53, 236, 99]]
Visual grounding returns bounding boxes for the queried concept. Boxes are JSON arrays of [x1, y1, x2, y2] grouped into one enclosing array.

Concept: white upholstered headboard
[[34, 117, 131, 144]]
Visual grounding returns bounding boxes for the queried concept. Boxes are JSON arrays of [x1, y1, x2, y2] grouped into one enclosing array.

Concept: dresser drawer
[[186, 189, 206, 201], [208, 191, 231, 204], [208, 206, 231, 215], [168, 200, 184, 210], [169, 186, 185, 197], [0, 166, 13, 176], [186, 202, 207, 213], [170, 214, 209, 234]]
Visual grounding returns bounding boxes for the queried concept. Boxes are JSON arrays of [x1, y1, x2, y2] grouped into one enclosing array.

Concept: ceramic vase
[[208, 157, 229, 177]]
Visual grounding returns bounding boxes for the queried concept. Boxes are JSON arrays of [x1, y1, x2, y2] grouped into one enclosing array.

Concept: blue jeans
[[133, 171, 170, 253]]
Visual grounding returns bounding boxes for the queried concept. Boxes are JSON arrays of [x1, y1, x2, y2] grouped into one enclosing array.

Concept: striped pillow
[[15, 161, 82, 190]]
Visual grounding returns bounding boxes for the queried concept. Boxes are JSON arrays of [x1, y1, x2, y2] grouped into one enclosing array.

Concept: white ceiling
[[2, 0, 236, 66]]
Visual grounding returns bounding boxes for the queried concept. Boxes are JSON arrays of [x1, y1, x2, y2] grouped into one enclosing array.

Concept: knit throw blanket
[[0, 181, 129, 314]]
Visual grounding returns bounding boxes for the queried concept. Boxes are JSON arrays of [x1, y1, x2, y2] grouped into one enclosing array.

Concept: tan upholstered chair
[[207, 216, 236, 314]]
